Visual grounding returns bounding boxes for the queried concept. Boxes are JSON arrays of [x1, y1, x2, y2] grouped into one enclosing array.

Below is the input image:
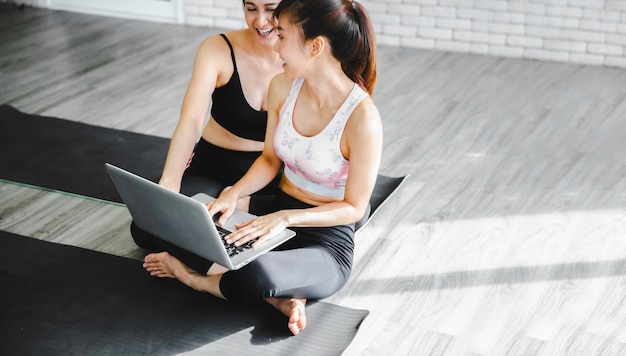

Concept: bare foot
[[266, 297, 307, 335], [143, 252, 194, 280], [143, 252, 225, 298]]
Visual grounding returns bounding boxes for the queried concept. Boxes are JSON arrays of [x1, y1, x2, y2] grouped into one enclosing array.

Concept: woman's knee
[[219, 263, 278, 304], [130, 222, 160, 251], [179, 176, 224, 197]]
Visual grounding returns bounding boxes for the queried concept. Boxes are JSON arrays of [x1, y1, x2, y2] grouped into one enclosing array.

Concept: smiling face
[[274, 14, 312, 79], [243, 1, 280, 44]]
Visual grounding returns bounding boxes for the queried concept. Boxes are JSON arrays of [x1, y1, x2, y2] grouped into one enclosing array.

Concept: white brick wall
[[180, 0, 626, 69], [184, 0, 246, 28], [22, 0, 626, 69]]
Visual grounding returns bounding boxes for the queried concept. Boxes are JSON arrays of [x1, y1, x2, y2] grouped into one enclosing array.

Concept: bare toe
[[288, 299, 307, 335], [266, 297, 307, 335], [142, 252, 179, 278]]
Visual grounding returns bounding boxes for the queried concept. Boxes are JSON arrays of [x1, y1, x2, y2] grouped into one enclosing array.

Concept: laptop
[[105, 163, 296, 270]]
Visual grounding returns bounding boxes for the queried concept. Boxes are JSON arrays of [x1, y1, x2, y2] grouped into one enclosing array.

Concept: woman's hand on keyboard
[[226, 211, 289, 248], [207, 186, 239, 226]]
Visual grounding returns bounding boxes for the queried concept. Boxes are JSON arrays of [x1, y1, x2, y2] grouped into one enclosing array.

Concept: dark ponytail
[[275, 0, 378, 95]]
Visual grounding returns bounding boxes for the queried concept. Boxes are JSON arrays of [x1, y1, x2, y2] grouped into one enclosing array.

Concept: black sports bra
[[210, 34, 267, 142]]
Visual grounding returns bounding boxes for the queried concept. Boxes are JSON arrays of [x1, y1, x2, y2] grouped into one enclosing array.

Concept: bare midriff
[[201, 117, 265, 152], [278, 175, 343, 206]]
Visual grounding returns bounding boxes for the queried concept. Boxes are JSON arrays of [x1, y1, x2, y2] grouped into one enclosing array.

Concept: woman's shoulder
[[346, 96, 382, 135], [197, 30, 260, 62], [197, 32, 232, 55], [269, 74, 298, 97], [193, 32, 240, 74], [355, 96, 380, 120], [268, 74, 296, 109], [203, 29, 250, 52]]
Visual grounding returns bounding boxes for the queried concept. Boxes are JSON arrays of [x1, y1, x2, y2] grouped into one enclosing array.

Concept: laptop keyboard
[[215, 225, 255, 257]]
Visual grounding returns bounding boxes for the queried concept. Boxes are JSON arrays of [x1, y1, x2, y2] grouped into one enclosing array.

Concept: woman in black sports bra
[[130, 2, 284, 276], [160, 0, 284, 198]]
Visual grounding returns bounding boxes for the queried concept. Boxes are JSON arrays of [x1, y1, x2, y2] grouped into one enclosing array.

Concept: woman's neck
[[301, 62, 354, 110]]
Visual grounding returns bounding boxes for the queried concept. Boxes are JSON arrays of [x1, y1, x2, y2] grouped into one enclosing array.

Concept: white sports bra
[[274, 77, 369, 198]]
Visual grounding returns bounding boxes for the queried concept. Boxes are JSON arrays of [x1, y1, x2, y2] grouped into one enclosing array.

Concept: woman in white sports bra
[[142, 0, 383, 336]]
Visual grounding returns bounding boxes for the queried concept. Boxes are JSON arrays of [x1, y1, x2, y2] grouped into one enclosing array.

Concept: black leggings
[[219, 191, 354, 305]]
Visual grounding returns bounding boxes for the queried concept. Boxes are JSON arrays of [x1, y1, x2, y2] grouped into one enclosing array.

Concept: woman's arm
[[159, 36, 226, 191]]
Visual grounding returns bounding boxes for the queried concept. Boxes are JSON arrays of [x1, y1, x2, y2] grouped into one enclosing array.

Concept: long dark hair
[[274, 0, 377, 95]]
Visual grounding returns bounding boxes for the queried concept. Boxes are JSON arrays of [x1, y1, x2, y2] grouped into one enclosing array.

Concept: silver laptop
[[105, 163, 296, 270]]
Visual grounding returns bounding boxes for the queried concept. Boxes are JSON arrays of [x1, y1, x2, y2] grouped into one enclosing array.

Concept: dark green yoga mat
[[0, 104, 406, 223], [0, 231, 368, 355]]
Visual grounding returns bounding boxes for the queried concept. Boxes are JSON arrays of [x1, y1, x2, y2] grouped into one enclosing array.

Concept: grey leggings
[[220, 191, 355, 304]]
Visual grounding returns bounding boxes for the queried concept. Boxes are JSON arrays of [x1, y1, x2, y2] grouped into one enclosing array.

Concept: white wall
[[183, 0, 626, 69], [20, 0, 185, 24], [22, 0, 626, 69]]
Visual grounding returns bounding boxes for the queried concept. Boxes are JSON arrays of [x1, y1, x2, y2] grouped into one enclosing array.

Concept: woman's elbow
[[348, 202, 369, 224]]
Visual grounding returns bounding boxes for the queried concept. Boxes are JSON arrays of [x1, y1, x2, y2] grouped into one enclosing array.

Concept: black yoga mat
[[0, 104, 169, 202], [0, 231, 368, 355], [0, 104, 406, 224]]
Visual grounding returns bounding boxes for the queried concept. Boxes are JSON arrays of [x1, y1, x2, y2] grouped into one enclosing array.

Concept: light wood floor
[[2, 5, 626, 355]]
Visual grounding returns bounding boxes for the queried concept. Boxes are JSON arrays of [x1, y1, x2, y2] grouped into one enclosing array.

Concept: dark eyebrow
[[244, 1, 279, 6], [276, 25, 284, 32]]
